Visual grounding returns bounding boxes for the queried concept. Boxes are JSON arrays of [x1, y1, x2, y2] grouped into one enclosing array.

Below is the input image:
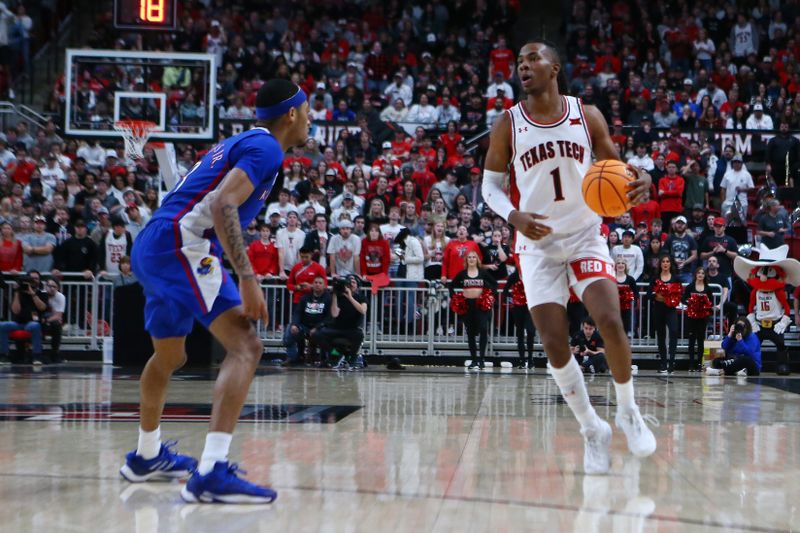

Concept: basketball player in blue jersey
[[119, 79, 310, 504]]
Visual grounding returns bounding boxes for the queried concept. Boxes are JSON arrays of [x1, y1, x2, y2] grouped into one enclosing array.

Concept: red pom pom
[[450, 293, 468, 315], [665, 283, 683, 308], [687, 293, 713, 319], [477, 288, 495, 312], [511, 282, 527, 307], [618, 285, 635, 311]]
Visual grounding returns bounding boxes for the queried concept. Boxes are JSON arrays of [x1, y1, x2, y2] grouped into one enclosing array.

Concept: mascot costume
[[734, 243, 800, 375]]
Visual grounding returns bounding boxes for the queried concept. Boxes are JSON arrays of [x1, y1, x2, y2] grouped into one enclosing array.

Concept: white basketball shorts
[[517, 223, 615, 308]]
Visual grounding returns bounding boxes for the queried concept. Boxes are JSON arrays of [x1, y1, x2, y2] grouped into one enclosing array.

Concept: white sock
[[197, 432, 233, 475], [550, 357, 601, 430], [137, 426, 161, 460], [614, 378, 637, 411]]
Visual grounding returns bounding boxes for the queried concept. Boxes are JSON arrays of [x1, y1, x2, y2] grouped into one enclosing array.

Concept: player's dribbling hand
[[626, 165, 652, 206], [240, 277, 269, 323], [509, 210, 552, 241]]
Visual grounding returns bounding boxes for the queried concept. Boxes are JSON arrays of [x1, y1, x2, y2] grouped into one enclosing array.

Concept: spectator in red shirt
[[438, 121, 463, 159], [371, 142, 401, 175], [390, 130, 412, 160], [395, 179, 422, 214], [282, 146, 312, 170], [411, 157, 437, 201], [360, 223, 391, 276], [658, 161, 685, 229], [287, 247, 328, 304], [247, 224, 279, 280], [7, 145, 36, 185], [593, 43, 622, 74], [489, 36, 514, 79], [0, 221, 23, 272], [441, 226, 483, 282], [631, 191, 661, 230]]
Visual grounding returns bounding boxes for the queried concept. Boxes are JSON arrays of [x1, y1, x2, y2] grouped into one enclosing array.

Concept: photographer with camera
[[283, 275, 331, 366], [706, 317, 762, 376], [0, 271, 48, 365], [312, 275, 367, 370], [570, 317, 607, 374]]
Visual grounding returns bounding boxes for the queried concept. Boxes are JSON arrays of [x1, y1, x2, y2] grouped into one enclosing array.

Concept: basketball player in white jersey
[[482, 41, 656, 474]]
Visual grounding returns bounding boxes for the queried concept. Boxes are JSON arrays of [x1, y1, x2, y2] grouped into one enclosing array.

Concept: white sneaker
[[736, 368, 747, 377], [615, 407, 657, 458], [435, 326, 443, 336], [447, 326, 455, 336], [580, 419, 612, 475], [705, 367, 723, 376]]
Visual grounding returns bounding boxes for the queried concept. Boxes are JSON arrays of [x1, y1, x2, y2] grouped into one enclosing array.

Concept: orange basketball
[[581, 160, 636, 217]]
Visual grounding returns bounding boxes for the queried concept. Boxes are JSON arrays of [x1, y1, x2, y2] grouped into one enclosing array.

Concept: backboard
[[64, 49, 217, 141]]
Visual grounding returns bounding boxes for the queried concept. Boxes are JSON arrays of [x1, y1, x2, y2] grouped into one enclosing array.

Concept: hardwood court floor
[[0, 364, 798, 533]]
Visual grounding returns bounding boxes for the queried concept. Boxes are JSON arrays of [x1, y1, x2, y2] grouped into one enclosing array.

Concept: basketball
[[581, 160, 637, 217]]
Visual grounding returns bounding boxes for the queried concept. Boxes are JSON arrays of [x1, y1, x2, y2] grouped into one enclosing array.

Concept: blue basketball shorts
[[132, 219, 241, 339]]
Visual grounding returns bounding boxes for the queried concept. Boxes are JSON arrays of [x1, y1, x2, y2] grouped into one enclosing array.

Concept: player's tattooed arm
[[220, 204, 255, 280], [211, 168, 257, 280]]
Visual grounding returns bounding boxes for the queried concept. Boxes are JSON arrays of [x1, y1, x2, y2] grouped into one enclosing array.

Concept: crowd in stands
[[3, 1, 800, 366]]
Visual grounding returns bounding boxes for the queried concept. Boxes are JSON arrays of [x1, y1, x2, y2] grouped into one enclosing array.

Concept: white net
[[113, 120, 157, 160]]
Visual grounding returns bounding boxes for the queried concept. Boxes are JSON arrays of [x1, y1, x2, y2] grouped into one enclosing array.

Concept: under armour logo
[[569, 118, 582, 126], [518, 127, 528, 133]]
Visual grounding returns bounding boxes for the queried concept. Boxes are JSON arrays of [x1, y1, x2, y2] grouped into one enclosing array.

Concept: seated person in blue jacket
[[706, 316, 762, 376], [570, 317, 607, 374]]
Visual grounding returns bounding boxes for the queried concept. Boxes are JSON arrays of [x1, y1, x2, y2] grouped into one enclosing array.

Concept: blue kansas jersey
[[153, 127, 283, 235], [132, 127, 284, 338]]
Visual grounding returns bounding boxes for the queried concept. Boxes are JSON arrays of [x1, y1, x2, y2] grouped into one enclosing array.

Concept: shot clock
[[114, 0, 178, 30]]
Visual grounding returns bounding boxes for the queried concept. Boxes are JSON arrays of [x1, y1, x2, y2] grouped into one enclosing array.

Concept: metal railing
[[0, 274, 729, 358], [0, 273, 115, 350], [254, 279, 727, 358]]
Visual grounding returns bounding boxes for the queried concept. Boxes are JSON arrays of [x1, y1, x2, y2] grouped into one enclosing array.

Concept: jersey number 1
[[550, 167, 565, 201]]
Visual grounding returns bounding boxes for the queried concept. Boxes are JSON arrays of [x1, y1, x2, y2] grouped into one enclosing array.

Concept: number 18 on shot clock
[[114, 0, 177, 30]]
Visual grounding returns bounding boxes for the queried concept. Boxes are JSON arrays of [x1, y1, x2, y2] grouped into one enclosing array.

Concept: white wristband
[[481, 169, 515, 221]]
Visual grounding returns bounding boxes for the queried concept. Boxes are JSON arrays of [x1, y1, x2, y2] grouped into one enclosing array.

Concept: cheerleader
[[450, 251, 497, 370], [614, 257, 638, 337], [648, 254, 682, 374], [683, 266, 714, 372], [503, 268, 536, 369]]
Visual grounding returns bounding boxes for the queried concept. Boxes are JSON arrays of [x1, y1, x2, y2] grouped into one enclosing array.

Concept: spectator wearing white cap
[[745, 103, 774, 130], [309, 81, 333, 111], [720, 154, 754, 215], [21, 215, 56, 272], [330, 192, 361, 229], [327, 219, 361, 277], [204, 19, 226, 66]]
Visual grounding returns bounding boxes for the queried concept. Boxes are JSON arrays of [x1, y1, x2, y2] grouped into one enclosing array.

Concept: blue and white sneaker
[[120, 440, 198, 482], [181, 461, 277, 504]]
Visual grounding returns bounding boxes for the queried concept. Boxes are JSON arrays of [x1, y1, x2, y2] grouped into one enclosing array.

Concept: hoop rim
[[113, 119, 159, 133]]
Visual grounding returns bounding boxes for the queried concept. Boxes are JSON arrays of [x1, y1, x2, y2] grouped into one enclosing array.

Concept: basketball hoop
[[113, 120, 158, 160]]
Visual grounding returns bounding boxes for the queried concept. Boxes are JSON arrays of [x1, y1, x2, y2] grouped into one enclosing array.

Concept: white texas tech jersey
[[507, 95, 600, 253]]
